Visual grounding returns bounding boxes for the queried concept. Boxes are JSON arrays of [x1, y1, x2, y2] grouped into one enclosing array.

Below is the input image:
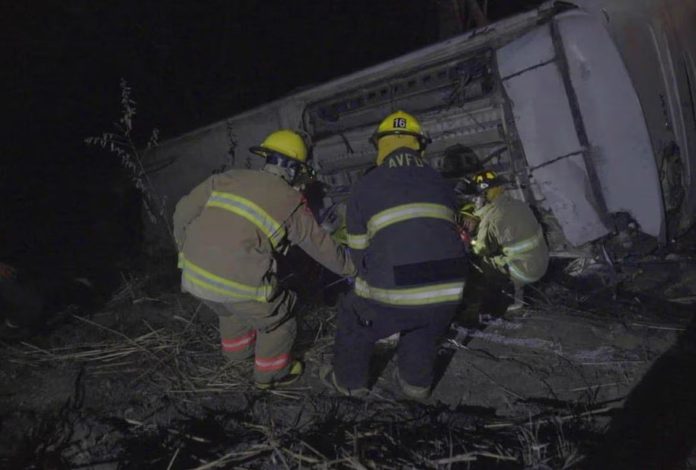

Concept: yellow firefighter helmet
[[369, 110, 432, 149], [250, 130, 308, 163], [472, 170, 501, 193]]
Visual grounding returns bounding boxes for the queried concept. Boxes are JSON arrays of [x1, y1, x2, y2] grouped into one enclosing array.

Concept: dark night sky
[[1, 0, 541, 276], [1, 0, 445, 277], [5, 1, 439, 159]]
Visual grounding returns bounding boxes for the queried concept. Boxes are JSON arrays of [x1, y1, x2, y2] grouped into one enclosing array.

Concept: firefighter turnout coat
[[473, 193, 549, 284], [173, 169, 355, 303], [345, 149, 467, 306]]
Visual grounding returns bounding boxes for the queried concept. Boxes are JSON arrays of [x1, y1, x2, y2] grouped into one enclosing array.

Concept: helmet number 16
[[393, 117, 407, 128]]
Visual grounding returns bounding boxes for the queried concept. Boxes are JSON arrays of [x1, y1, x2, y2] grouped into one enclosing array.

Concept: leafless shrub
[[85, 78, 172, 241]]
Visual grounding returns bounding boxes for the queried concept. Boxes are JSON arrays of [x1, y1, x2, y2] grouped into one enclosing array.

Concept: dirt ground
[[1, 254, 695, 469]]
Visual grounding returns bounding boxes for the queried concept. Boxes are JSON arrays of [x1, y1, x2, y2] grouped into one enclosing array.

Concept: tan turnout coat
[[473, 193, 549, 284], [173, 169, 355, 303]]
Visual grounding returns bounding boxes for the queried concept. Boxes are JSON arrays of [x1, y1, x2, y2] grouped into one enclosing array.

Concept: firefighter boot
[[506, 282, 525, 312], [255, 360, 304, 390], [319, 365, 369, 398], [395, 369, 431, 401]]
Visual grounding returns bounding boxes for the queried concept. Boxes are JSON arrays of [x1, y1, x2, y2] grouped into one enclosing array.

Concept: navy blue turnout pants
[[333, 292, 457, 390]]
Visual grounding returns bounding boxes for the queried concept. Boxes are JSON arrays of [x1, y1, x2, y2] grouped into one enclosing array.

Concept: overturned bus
[[144, 0, 696, 261]]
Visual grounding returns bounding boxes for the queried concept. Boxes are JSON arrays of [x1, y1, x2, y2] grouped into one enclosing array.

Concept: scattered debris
[[1, 239, 695, 467]]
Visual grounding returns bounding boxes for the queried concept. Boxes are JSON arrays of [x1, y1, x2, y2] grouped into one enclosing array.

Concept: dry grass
[[6, 294, 255, 396], [2, 275, 603, 469]]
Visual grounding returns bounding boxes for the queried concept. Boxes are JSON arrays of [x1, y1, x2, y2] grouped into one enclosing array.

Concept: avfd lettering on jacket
[[346, 149, 467, 307], [386, 152, 426, 168]]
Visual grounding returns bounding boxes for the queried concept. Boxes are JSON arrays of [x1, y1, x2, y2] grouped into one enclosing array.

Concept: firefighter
[[173, 129, 355, 389], [321, 111, 468, 400], [466, 170, 549, 311]]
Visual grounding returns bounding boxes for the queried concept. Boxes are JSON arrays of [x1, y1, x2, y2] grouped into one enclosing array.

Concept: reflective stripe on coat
[[474, 193, 549, 284], [345, 148, 467, 307], [173, 169, 355, 303]]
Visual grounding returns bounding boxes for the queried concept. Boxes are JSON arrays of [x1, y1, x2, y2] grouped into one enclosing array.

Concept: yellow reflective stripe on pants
[[180, 254, 271, 302], [346, 232, 369, 250], [206, 191, 286, 247], [367, 203, 454, 239], [502, 228, 543, 257], [354, 277, 464, 306]]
